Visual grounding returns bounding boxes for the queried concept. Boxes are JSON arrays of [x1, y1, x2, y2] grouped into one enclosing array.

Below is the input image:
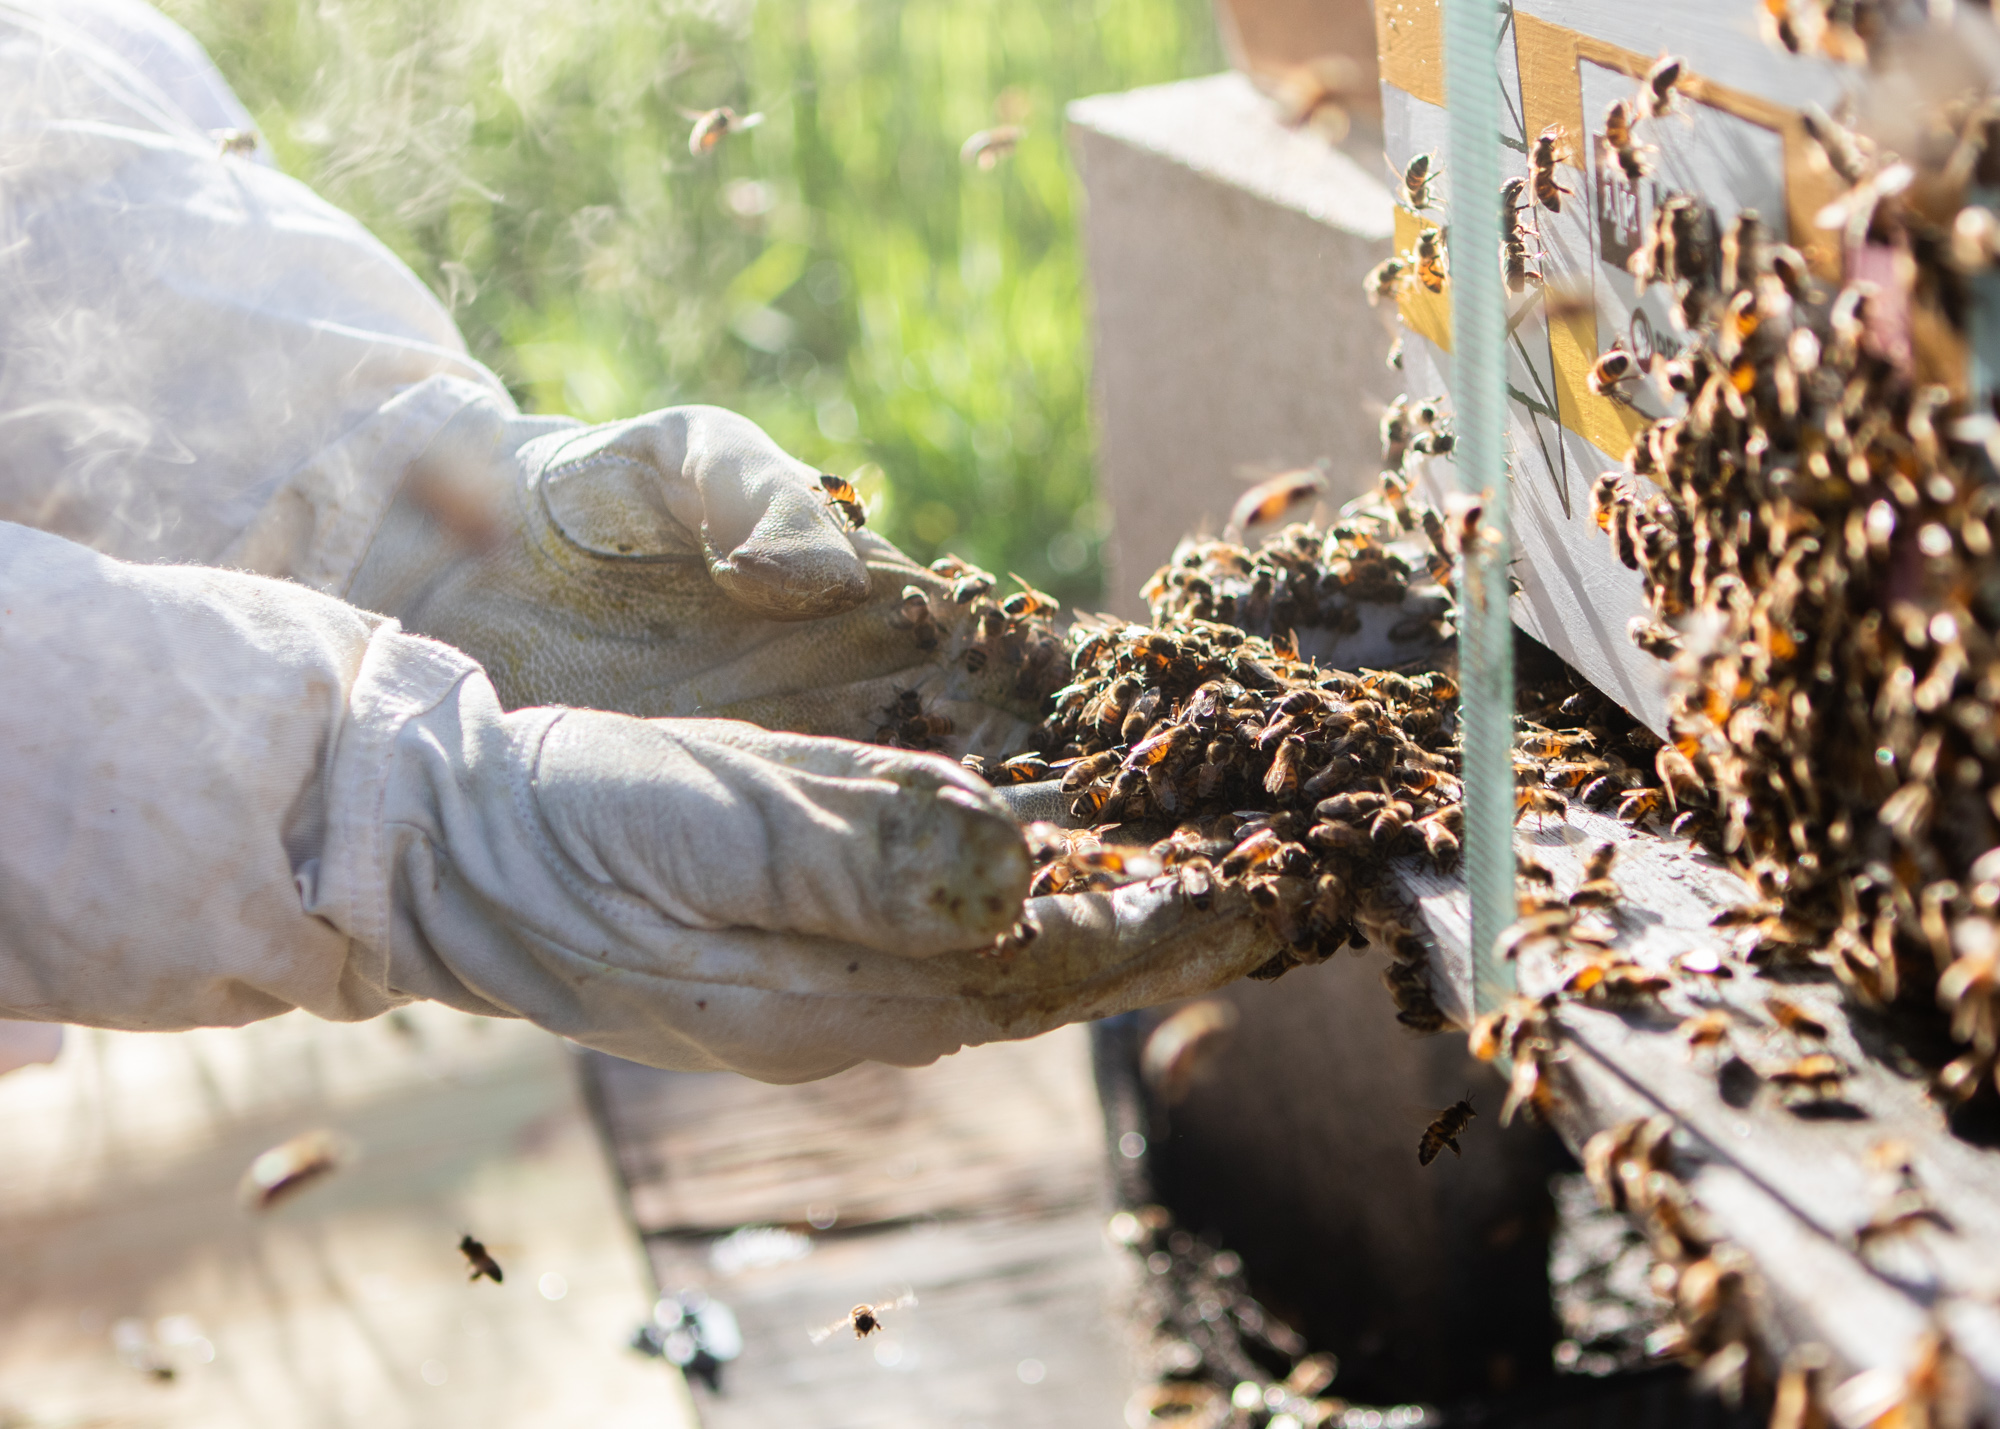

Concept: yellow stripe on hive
[[1374, 0, 1443, 108]]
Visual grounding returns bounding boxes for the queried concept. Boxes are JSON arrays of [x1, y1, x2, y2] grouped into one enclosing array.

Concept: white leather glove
[[0, 522, 1274, 1078], [346, 395, 1058, 758]]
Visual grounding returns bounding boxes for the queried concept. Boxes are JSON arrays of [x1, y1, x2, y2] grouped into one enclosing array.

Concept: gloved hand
[[383, 681, 1282, 1079], [346, 396, 1057, 759], [2, 520, 1279, 1079]]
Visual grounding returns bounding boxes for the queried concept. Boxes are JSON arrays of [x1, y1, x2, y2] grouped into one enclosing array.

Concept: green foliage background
[[157, 0, 1221, 601]]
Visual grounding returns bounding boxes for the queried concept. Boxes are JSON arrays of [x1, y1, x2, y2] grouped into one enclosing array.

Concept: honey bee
[[1001, 575, 1057, 619], [1226, 465, 1328, 541], [1415, 227, 1448, 293], [1411, 427, 1456, 459], [213, 127, 259, 156], [1531, 125, 1574, 212], [1500, 178, 1542, 295], [1175, 855, 1217, 909], [239, 1129, 349, 1211], [1068, 785, 1111, 821], [819, 473, 867, 528], [1566, 961, 1672, 1003], [1219, 825, 1278, 873], [1618, 786, 1667, 824], [1059, 750, 1119, 792], [1264, 735, 1307, 797], [1638, 54, 1686, 122], [960, 125, 1023, 169], [1418, 1096, 1477, 1165], [1366, 256, 1415, 306], [809, 1292, 917, 1344], [1603, 99, 1651, 185], [1768, 1052, 1847, 1096], [1627, 616, 1682, 660], [1516, 787, 1568, 826], [1765, 996, 1830, 1040], [1587, 347, 1641, 399], [988, 753, 1050, 785], [687, 106, 765, 157], [888, 584, 939, 651], [1569, 841, 1619, 909], [1680, 1009, 1733, 1052], [459, 1234, 504, 1284], [1400, 150, 1440, 210]]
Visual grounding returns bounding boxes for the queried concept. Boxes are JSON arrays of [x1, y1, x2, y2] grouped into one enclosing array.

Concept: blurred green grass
[[157, 0, 1221, 602]]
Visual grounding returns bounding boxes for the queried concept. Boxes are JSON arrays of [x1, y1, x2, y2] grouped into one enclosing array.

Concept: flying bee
[[1415, 227, 1448, 292], [1418, 1096, 1476, 1166], [1516, 787, 1567, 826], [1639, 54, 1686, 121], [1587, 347, 1642, 400], [1603, 99, 1651, 185], [1400, 150, 1440, 209], [1225, 465, 1328, 542], [809, 1292, 917, 1344], [819, 473, 867, 528], [1366, 256, 1415, 306], [1001, 575, 1057, 620], [960, 125, 1023, 169], [213, 127, 259, 157], [1531, 125, 1574, 212], [888, 584, 939, 651], [1764, 995, 1829, 1040], [459, 1234, 504, 1284], [239, 1129, 349, 1211], [687, 106, 765, 157]]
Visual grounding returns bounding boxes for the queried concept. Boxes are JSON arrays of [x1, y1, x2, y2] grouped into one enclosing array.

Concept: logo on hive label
[[1595, 133, 1646, 270]]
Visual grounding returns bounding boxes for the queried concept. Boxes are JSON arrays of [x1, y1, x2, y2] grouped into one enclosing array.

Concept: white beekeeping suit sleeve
[[0, 0, 511, 587], [0, 521, 1273, 1080]]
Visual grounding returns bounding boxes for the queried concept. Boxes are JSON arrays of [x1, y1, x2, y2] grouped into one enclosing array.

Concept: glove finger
[[678, 407, 872, 619], [532, 407, 870, 620], [533, 714, 1028, 956]]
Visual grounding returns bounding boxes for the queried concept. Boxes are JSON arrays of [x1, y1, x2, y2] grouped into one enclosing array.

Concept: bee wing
[[738, 111, 766, 129], [808, 1318, 847, 1345], [883, 1290, 918, 1313]]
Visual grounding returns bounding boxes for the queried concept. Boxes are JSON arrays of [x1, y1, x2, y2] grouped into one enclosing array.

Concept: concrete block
[[1068, 73, 1401, 617]]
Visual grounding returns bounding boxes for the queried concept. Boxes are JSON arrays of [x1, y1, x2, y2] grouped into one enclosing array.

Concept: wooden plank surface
[[1393, 806, 2000, 1412], [591, 1029, 1108, 1236], [647, 1209, 1133, 1429], [588, 1026, 1136, 1428], [0, 1008, 695, 1429]]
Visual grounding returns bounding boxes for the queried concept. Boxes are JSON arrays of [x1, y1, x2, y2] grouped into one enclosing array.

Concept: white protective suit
[[0, 0, 1278, 1080]]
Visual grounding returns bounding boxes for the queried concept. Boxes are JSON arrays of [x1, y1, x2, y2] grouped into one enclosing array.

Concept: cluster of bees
[[994, 590, 1464, 1018], [1110, 1205, 1434, 1429], [1580, 76, 2000, 1108], [1142, 400, 1457, 646], [1578, 1118, 1767, 1409]]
